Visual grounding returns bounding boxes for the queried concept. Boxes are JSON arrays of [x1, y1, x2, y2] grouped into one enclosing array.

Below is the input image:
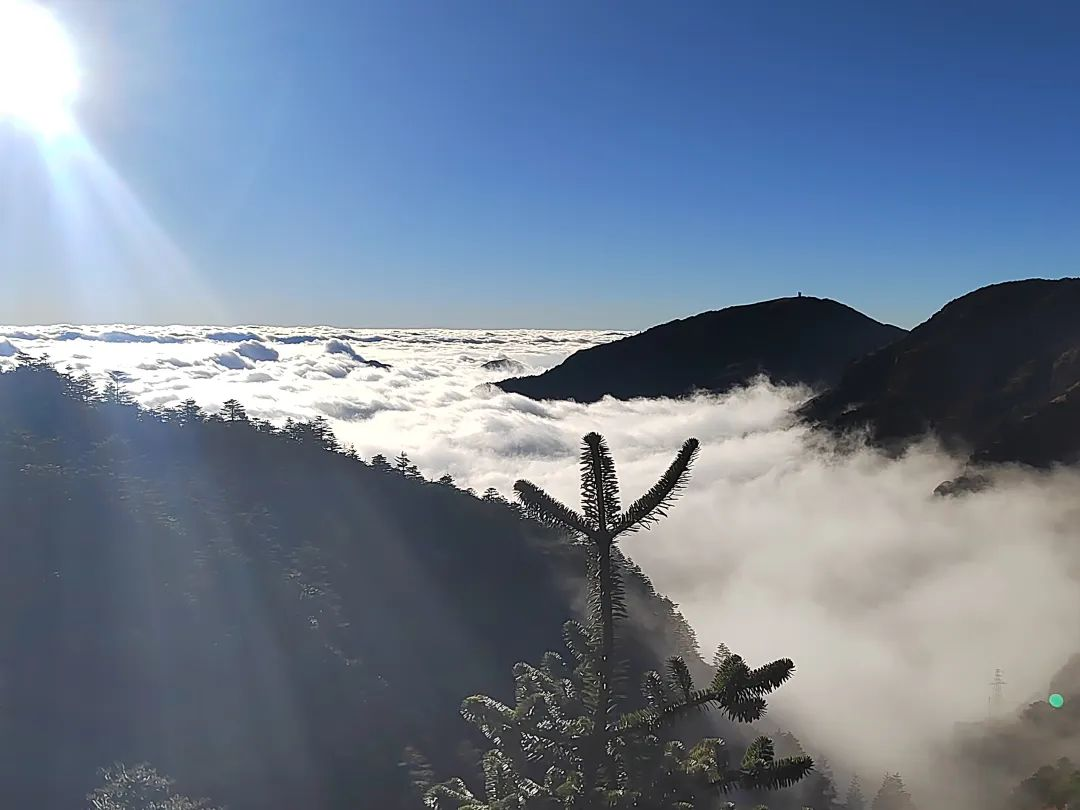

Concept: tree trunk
[[580, 532, 614, 806]]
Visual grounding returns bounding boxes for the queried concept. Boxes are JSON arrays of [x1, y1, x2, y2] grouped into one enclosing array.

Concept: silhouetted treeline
[[0, 359, 750, 809]]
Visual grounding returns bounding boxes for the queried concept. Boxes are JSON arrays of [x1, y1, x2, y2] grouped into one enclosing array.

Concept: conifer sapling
[[419, 432, 812, 808]]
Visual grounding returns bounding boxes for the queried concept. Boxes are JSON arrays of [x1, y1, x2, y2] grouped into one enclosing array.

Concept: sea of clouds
[[3, 323, 1080, 794]]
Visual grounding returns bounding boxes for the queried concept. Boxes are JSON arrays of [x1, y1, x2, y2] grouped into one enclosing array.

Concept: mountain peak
[[800, 277, 1080, 468], [497, 297, 906, 403]]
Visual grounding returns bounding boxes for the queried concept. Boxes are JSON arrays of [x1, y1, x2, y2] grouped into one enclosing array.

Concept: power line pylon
[[989, 668, 1006, 720]]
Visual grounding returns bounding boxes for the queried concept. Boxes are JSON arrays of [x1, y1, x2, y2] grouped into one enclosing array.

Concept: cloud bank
[[3, 323, 1079, 799]]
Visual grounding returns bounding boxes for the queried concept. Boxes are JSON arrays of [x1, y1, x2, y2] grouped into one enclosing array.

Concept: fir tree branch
[[562, 620, 595, 665], [722, 695, 768, 723], [579, 432, 621, 530], [741, 735, 775, 767], [741, 755, 815, 792], [578, 432, 622, 533], [611, 438, 699, 538], [665, 657, 694, 701], [610, 688, 721, 740], [423, 777, 478, 808], [746, 659, 796, 695], [514, 480, 593, 537]]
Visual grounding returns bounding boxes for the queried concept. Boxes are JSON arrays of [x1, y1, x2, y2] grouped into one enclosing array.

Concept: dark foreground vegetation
[[0, 358, 806, 809], [416, 432, 813, 807], [0, 357, 1074, 809]]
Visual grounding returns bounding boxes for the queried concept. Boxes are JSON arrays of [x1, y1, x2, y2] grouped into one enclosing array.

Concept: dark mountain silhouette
[[799, 278, 1080, 469], [480, 357, 526, 374], [496, 296, 906, 402], [0, 360, 742, 810]]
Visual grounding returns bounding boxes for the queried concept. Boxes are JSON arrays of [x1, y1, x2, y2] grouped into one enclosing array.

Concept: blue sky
[[2, 0, 1079, 328]]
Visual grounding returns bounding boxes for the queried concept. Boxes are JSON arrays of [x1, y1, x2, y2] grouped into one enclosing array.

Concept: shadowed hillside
[[799, 278, 1080, 468], [0, 360, 729, 810], [935, 653, 1080, 810], [496, 296, 906, 403]]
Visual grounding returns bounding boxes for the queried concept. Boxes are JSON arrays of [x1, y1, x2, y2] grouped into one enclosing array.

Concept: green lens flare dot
[[1049, 693, 1065, 708]]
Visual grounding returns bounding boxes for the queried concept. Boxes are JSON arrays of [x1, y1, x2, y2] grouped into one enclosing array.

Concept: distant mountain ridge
[[799, 278, 1080, 469], [496, 296, 907, 402]]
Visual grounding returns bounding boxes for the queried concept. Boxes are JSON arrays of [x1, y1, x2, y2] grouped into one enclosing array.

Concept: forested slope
[[0, 360, 709, 809]]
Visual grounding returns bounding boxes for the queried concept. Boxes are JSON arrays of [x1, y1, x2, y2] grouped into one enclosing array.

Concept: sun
[[0, 0, 80, 137]]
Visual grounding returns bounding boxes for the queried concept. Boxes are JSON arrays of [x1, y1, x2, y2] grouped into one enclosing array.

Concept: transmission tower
[[989, 668, 1006, 720]]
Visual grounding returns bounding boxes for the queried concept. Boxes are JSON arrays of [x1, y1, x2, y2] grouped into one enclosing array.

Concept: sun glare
[[0, 0, 80, 138]]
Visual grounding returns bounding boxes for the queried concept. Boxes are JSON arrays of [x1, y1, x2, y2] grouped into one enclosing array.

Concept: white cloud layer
[[3, 323, 1079, 798]]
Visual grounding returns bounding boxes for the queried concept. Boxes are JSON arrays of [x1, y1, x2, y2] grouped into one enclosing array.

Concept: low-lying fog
[[5, 324, 1079, 794]]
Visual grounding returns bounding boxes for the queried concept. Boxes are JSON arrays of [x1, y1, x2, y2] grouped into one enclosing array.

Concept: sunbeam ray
[[38, 130, 226, 323]]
